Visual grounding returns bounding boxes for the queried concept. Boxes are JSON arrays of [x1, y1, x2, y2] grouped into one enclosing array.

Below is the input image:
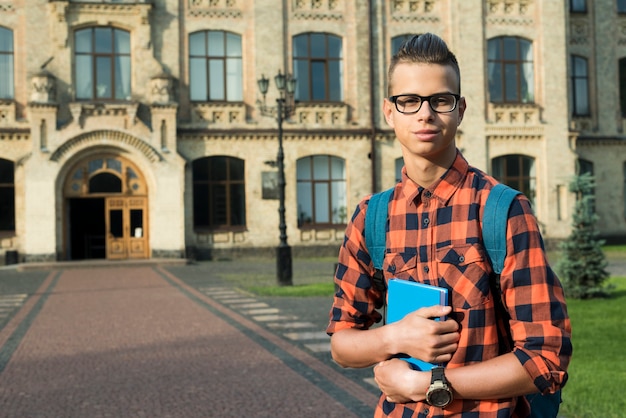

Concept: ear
[[457, 96, 467, 126], [383, 98, 395, 128]]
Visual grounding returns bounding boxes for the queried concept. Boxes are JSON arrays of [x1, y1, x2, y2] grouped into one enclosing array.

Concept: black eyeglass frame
[[388, 93, 461, 114]]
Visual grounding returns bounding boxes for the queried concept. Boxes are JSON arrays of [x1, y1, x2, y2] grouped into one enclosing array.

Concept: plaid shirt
[[327, 152, 572, 418]]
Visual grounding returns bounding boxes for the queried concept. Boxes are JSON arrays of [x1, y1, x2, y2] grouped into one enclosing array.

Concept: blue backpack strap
[[365, 187, 394, 291], [483, 183, 521, 274], [484, 184, 561, 417]]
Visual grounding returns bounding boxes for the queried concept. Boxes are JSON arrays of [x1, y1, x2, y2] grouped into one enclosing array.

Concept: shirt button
[[423, 218, 430, 226], [424, 190, 432, 198], [423, 266, 429, 273], [459, 255, 465, 263], [389, 264, 396, 272]]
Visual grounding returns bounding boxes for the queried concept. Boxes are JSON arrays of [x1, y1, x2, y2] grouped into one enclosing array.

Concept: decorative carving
[[150, 74, 174, 104], [0, 2, 14, 12], [570, 19, 589, 45], [0, 101, 16, 125], [486, 0, 534, 25], [295, 103, 349, 127], [50, 130, 163, 163], [390, 0, 438, 22], [30, 72, 57, 104], [487, 103, 543, 126], [191, 102, 247, 127], [292, 0, 344, 20], [187, 0, 242, 18]]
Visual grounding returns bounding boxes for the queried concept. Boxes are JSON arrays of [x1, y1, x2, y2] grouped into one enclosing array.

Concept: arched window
[[293, 33, 343, 102], [571, 55, 590, 116], [391, 34, 418, 55], [75, 27, 131, 100], [297, 155, 346, 226], [192, 156, 246, 229], [189, 30, 243, 101], [487, 36, 534, 103], [491, 154, 536, 204], [0, 158, 15, 231], [0, 27, 14, 99]]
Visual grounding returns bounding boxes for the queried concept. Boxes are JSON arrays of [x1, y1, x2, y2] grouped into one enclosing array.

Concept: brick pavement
[[0, 263, 379, 418]]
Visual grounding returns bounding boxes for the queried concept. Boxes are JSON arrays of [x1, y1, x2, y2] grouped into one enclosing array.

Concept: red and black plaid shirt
[[327, 152, 572, 417]]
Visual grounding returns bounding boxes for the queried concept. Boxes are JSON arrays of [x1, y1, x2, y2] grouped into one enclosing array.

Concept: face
[[383, 62, 466, 167]]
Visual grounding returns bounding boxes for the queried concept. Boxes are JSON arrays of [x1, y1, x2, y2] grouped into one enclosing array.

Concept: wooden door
[[105, 197, 149, 259]]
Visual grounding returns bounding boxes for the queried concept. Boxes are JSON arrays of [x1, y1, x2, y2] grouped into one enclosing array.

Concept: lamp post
[[257, 70, 297, 286]]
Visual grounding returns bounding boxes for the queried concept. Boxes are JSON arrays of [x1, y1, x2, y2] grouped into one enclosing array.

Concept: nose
[[415, 99, 436, 120]]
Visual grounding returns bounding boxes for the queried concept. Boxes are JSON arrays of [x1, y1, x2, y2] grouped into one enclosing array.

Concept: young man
[[326, 33, 572, 417]]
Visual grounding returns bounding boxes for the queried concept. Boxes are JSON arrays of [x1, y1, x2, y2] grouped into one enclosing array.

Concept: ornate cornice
[[0, 2, 13, 12]]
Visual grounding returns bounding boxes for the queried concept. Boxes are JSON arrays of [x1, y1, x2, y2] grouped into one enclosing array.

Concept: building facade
[[0, 0, 624, 264]]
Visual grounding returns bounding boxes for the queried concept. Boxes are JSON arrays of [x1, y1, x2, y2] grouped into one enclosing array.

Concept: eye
[[397, 96, 421, 106], [433, 95, 453, 106]]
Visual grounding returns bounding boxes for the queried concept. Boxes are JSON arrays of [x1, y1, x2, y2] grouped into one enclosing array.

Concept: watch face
[[429, 389, 453, 407]]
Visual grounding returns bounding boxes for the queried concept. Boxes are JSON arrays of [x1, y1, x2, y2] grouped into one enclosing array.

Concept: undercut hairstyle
[[388, 33, 461, 96]]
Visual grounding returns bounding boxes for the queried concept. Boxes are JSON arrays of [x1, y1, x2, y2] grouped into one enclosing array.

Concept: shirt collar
[[400, 150, 469, 206]]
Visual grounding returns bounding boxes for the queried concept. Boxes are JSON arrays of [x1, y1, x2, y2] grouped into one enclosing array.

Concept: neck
[[404, 148, 457, 188]]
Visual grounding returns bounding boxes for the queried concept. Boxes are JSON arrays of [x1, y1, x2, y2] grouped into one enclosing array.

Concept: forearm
[[447, 353, 537, 399], [330, 326, 396, 368]]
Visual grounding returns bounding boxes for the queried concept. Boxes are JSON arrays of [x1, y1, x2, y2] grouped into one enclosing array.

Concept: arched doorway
[[64, 154, 149, 260]]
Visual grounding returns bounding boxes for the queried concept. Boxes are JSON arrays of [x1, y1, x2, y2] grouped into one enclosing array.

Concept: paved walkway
[[0, 262, 379, 418], [1, 256, 625, 418]]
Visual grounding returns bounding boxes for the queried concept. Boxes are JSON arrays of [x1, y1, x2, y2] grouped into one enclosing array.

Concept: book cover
[[386, 278, 449, 371]]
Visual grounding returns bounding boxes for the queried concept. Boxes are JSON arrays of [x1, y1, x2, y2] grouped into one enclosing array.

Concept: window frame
[[296, 155, 347, 228], [192, 156, 246, 231], [292, 32, 343, 103], [571, 55, 590, 116], [487, 36, 535, 104], [0, 27, 14, 100], [491, 154, 536, 204], [189, 30, 243, 102], [74, 26, 131, 101], [619, 0, 626, 13]]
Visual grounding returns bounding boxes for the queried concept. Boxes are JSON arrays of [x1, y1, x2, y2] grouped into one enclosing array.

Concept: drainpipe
[[368, 0, 377, 193]]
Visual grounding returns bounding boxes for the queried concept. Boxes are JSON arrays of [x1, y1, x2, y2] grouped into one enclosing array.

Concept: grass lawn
[[559, 275, 626, 418]]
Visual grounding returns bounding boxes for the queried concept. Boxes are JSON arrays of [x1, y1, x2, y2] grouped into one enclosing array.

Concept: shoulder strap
[[365, 187, 394, 291], [483, 183, 521, 274]]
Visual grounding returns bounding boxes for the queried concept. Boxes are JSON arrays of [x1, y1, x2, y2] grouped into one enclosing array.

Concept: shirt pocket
[[435, 243, 492, 309], [383, 251, 418, 282]]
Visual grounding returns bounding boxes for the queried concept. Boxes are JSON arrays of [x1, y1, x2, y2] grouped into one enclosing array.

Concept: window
[[75, 27, 131, 100], [571, 55, 590, 116], [391, 34, 417, 55], [293, 33, 343, 102], [570, 0, 587, 12], [487, 37, 534, 103], [297, 155, 346, 226], [0, 159, 15, 231], [0, 27, 13, 99], [619, 58, 626, 117], [619, 0, 626, 13], [192, 156, 246, 229], [189, 31, 243, 102], [623, 162, 626, 219], [395, 157, 404, 183], [492, 155, 536, 204]]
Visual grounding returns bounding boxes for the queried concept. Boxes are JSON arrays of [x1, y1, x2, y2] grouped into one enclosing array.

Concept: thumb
[[417, 304, 451, 319]]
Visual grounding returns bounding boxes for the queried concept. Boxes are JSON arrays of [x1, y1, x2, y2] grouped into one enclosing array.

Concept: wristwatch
[[426, 366, 453, 408]]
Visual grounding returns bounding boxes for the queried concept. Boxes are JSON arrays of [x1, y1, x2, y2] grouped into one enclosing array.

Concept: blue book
[[386, 279, 449, 371]]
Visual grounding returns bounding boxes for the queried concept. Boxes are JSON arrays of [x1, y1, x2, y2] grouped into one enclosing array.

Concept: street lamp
[[257, 70, 297, 286]]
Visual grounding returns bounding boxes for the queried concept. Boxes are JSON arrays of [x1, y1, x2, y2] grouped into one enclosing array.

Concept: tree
[[556, 172, 611, 298]]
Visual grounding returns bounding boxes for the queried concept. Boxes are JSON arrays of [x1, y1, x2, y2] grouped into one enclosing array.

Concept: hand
[[373, 359, 430, 404], [388, 305, 459, 364]]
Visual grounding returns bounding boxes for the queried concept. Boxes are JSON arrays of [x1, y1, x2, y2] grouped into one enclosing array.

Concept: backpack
[[364, 183, 561, 418]]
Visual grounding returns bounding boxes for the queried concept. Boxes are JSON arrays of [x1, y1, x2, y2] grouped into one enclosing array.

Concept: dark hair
[[388, 33, 461, 95]]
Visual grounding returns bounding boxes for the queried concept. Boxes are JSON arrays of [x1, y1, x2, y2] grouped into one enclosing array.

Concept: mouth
[[414, 129, 440, 141]]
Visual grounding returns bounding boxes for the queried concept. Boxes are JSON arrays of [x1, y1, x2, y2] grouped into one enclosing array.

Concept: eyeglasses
[[388, 93, 461, 114]]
